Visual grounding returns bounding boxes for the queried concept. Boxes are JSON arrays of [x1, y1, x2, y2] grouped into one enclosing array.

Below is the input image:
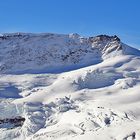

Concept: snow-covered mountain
[[0, 33, 139, 74], [0, 33, 140, 140]]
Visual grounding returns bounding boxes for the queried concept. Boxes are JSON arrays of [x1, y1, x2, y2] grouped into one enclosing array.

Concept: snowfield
[[0, 33, 140, 140]]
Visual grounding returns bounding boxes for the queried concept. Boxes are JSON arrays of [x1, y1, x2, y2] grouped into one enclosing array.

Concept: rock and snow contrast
[[0, 33, 140, 140]]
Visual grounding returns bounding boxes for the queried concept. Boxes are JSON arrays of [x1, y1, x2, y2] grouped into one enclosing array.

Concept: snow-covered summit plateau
[[0, 33, 140, 140]]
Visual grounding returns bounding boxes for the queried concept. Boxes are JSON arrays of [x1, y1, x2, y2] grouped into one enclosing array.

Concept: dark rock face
[[89, 35, 120, 43], [89, 35, 122, 55], [113, 35, 121, 42], [0, 116, 25, 128]]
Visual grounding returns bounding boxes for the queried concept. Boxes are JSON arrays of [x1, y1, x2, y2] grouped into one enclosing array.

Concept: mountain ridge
[[0, 33, 140, 74]]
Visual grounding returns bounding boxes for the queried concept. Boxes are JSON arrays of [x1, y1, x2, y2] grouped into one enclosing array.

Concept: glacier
[[0, 33, 140, 140]]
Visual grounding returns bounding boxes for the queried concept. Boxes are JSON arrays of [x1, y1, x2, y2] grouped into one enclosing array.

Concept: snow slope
[[0, 33, 140, 140]]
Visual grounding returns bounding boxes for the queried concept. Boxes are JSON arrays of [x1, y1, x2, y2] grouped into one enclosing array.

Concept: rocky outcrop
[[0, 116, 25, 128]]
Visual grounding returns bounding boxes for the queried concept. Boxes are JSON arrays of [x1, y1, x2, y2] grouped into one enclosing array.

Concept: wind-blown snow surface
[[0, 33, 140, 140]]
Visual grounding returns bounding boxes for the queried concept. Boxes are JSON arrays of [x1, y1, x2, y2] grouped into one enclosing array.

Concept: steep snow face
[[0, 33, 139, 74], [0, 33, 140, 140]]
